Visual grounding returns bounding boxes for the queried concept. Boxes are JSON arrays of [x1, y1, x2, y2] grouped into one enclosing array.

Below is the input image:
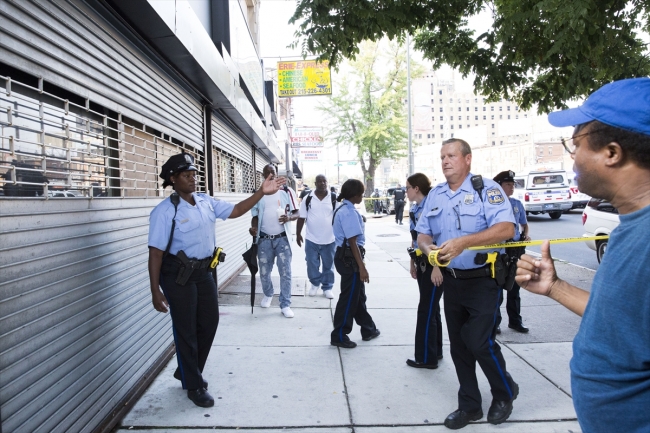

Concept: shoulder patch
[[486, 188, 505, 204]]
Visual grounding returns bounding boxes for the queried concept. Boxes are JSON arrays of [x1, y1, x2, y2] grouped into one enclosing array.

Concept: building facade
[[0, 1, 282, 432]]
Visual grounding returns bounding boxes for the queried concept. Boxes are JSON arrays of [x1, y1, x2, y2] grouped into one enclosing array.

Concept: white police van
[[513, 170, 572, 219]]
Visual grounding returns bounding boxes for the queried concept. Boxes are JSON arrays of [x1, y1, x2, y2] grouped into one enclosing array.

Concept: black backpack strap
[[331, 192, 337, 209], [163, 193, 180, 259], [305, 194, 312, 211]]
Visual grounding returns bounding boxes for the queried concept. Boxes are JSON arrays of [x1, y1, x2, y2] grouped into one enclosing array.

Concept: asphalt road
[[524, 209, 600, 270]]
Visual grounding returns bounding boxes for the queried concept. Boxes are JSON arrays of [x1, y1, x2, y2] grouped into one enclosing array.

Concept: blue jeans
[[305, 239, 336, 291], [258, 236, 292, 308]]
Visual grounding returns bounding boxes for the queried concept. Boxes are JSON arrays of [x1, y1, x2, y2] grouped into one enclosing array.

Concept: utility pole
[[337, 143, 340, 184], [407, 34, 413, 176]]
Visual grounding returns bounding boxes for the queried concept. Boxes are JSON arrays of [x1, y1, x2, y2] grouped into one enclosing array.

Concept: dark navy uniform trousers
[[331, 255, 377, 343], [443, 272, 516, 411], [160, 256, 219, 390], [414, 263, 444, 365]]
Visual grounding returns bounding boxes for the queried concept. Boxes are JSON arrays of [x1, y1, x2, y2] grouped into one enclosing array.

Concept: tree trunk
[[364, 156, 377, 197]]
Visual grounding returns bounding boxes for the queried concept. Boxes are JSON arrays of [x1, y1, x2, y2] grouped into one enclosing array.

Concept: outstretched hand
[[516, 240, 558, 296], [261, 174, 286, 195]]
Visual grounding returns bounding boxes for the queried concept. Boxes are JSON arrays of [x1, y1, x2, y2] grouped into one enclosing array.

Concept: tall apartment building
[[404, 72, 573, 182]]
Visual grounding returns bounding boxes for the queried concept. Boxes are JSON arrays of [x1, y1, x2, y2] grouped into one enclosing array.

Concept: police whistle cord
[[428, 235, 610, 268]]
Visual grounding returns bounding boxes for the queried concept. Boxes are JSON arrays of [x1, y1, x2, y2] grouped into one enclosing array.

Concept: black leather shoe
[[508, 323, 529, 333], [331, 340, 357, 348], [174, 370, 208, 390], [495, 325, 501, 334], [487, 381, 519, 424], [444, 408, 483, 429], [438, 354, 444, 360], [362, 329, 381, 341], [406, 359, 438, 369], [187, 388, 214, 408]]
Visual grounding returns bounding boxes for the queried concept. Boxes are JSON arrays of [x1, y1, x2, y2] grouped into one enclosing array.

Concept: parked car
[[582, 198, 619, 263], [47, 190, 82, 198], [519, 170, 572, 219], [569, 185, 591, 209]]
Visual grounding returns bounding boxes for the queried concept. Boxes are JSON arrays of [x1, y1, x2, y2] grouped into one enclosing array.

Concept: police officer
[[493, 170, 530, 334], [416, 139, 518, 430], [393, 184, 406, 224], [405, 173, 444, 369], [330, 179, 380, 348], [148, 152, 285, 408]]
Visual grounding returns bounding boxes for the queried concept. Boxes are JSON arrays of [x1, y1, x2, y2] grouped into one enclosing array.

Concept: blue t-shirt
[[571, 204, 650, 433], [415, 173, 515, 269], [509, 197, 527, 240], [148, 193, 234, 259], [333, 200, 365, 247]]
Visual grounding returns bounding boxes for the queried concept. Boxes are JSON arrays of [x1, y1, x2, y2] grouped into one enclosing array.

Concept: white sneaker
[[323, 290, 334, 299], [281, 307, 294, 318], [260, 295, 272, 308], [309, 284, 320, 296]]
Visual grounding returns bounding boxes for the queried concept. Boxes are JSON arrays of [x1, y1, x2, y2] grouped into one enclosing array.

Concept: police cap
[[160, 153, 197, 187], [493, 170, 515, 184]]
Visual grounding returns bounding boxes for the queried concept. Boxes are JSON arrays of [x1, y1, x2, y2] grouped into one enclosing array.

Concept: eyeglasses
[[561, 128, 606, 155], [452, 205, 461, 230]]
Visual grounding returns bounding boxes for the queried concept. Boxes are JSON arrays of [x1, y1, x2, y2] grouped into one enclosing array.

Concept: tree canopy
[[290, 0, 650, 113], [318, 40, 421, 194]]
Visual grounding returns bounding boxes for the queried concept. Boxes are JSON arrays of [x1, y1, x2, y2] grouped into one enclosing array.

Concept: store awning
[[292, 161, 303, 178]]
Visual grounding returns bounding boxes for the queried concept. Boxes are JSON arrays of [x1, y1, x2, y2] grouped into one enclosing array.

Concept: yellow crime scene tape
[[428, 235, 610, 267]]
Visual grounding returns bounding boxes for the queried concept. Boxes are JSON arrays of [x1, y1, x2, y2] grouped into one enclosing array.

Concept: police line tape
[[428, 235, 610, 267]]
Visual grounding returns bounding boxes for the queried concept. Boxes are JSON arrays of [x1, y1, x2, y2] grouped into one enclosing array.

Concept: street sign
[[347, 161, 357, 165], [334, 163, 343, 166]]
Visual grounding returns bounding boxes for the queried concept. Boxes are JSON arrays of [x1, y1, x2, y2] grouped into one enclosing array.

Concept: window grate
[[0, 74, 203, 198]]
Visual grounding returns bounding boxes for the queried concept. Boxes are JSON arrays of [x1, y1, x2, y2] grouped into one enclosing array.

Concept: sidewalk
[[120, 216, 584, 432]]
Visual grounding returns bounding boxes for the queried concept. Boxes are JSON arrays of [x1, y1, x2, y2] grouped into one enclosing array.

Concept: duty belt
[[259, 231, 287, 240], [445, 265, 492, 279], [168, 253, 212, 270]]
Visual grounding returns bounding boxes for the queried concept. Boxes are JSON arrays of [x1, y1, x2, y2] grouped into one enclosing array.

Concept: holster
[[175, 250, 197, 286], [502, 243, 526, 291], [337, 245, 365, 271]]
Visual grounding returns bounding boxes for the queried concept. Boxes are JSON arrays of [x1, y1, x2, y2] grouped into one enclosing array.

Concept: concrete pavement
[[119, 216, 587, 432]]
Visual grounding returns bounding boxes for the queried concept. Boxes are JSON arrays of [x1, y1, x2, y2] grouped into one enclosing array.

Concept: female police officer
[[405, 173, 444, 369], [330, 179, 380, 348], [148, 152, 284, 408]]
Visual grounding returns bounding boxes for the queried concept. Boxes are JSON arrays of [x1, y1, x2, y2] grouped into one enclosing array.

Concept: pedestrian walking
[[405, 173, 444, 369], [250, 164, 299, 318], [371, 188, 381, 214], [148, 152, 285, 408], [416, 139, 518, 429], [330, 179, 380, 348], [296, 174, 337, 299]]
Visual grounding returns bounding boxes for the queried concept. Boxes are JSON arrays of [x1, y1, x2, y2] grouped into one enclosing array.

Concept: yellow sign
[[277, 60, 332, 97]]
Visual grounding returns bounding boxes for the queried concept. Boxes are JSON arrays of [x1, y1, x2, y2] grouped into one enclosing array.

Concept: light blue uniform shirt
[[415, 173, 515, 270], [148, 193, 234, 259], [409, 200, 426, 248], [333, 200, 365, 247], [509, 197, 527, 240]]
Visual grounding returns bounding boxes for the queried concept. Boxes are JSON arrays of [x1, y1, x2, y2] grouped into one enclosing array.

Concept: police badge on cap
[[160, 152, 197, 188], [493, 170, 515, 184]]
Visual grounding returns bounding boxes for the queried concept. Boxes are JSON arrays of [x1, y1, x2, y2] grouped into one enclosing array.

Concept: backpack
[[305, 191, 337, 211]]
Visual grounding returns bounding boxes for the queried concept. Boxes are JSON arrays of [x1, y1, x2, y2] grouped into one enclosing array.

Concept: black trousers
[[160, 257, 219, 390], [496, 282, 523, 328], [331, 256, 377, 343], [443, 273, 517, 412], [395, 201, 405, 223], [414, 263, 444, 365]]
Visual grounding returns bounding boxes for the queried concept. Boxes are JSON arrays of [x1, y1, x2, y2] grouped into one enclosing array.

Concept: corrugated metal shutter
[[256, 148, 271, 173], [0, 0, 204, 149], [0, 198, 171, 433], [212, 113, 254, 164], [212, 193, 252, 287]]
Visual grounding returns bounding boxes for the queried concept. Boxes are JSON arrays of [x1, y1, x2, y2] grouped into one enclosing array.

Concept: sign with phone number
[[277, 60, 332, 98]]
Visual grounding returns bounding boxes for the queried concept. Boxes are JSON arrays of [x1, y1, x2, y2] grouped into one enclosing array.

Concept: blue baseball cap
[[548, 77, 650, 136]]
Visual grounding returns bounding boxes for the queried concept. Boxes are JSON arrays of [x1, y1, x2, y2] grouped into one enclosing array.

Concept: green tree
[[319, 40, 421, 195], [290, 0, 650, 113]]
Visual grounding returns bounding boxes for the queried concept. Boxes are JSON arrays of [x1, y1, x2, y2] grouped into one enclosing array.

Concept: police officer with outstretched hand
[[416, 139, 518, 430], [148, 153, 285, 408]]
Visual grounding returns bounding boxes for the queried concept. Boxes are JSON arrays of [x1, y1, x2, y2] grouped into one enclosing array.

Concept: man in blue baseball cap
[[516, 77, 650, 433]]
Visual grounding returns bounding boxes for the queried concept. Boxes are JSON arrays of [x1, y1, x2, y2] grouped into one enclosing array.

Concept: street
[[524, 210, 599, 270]]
